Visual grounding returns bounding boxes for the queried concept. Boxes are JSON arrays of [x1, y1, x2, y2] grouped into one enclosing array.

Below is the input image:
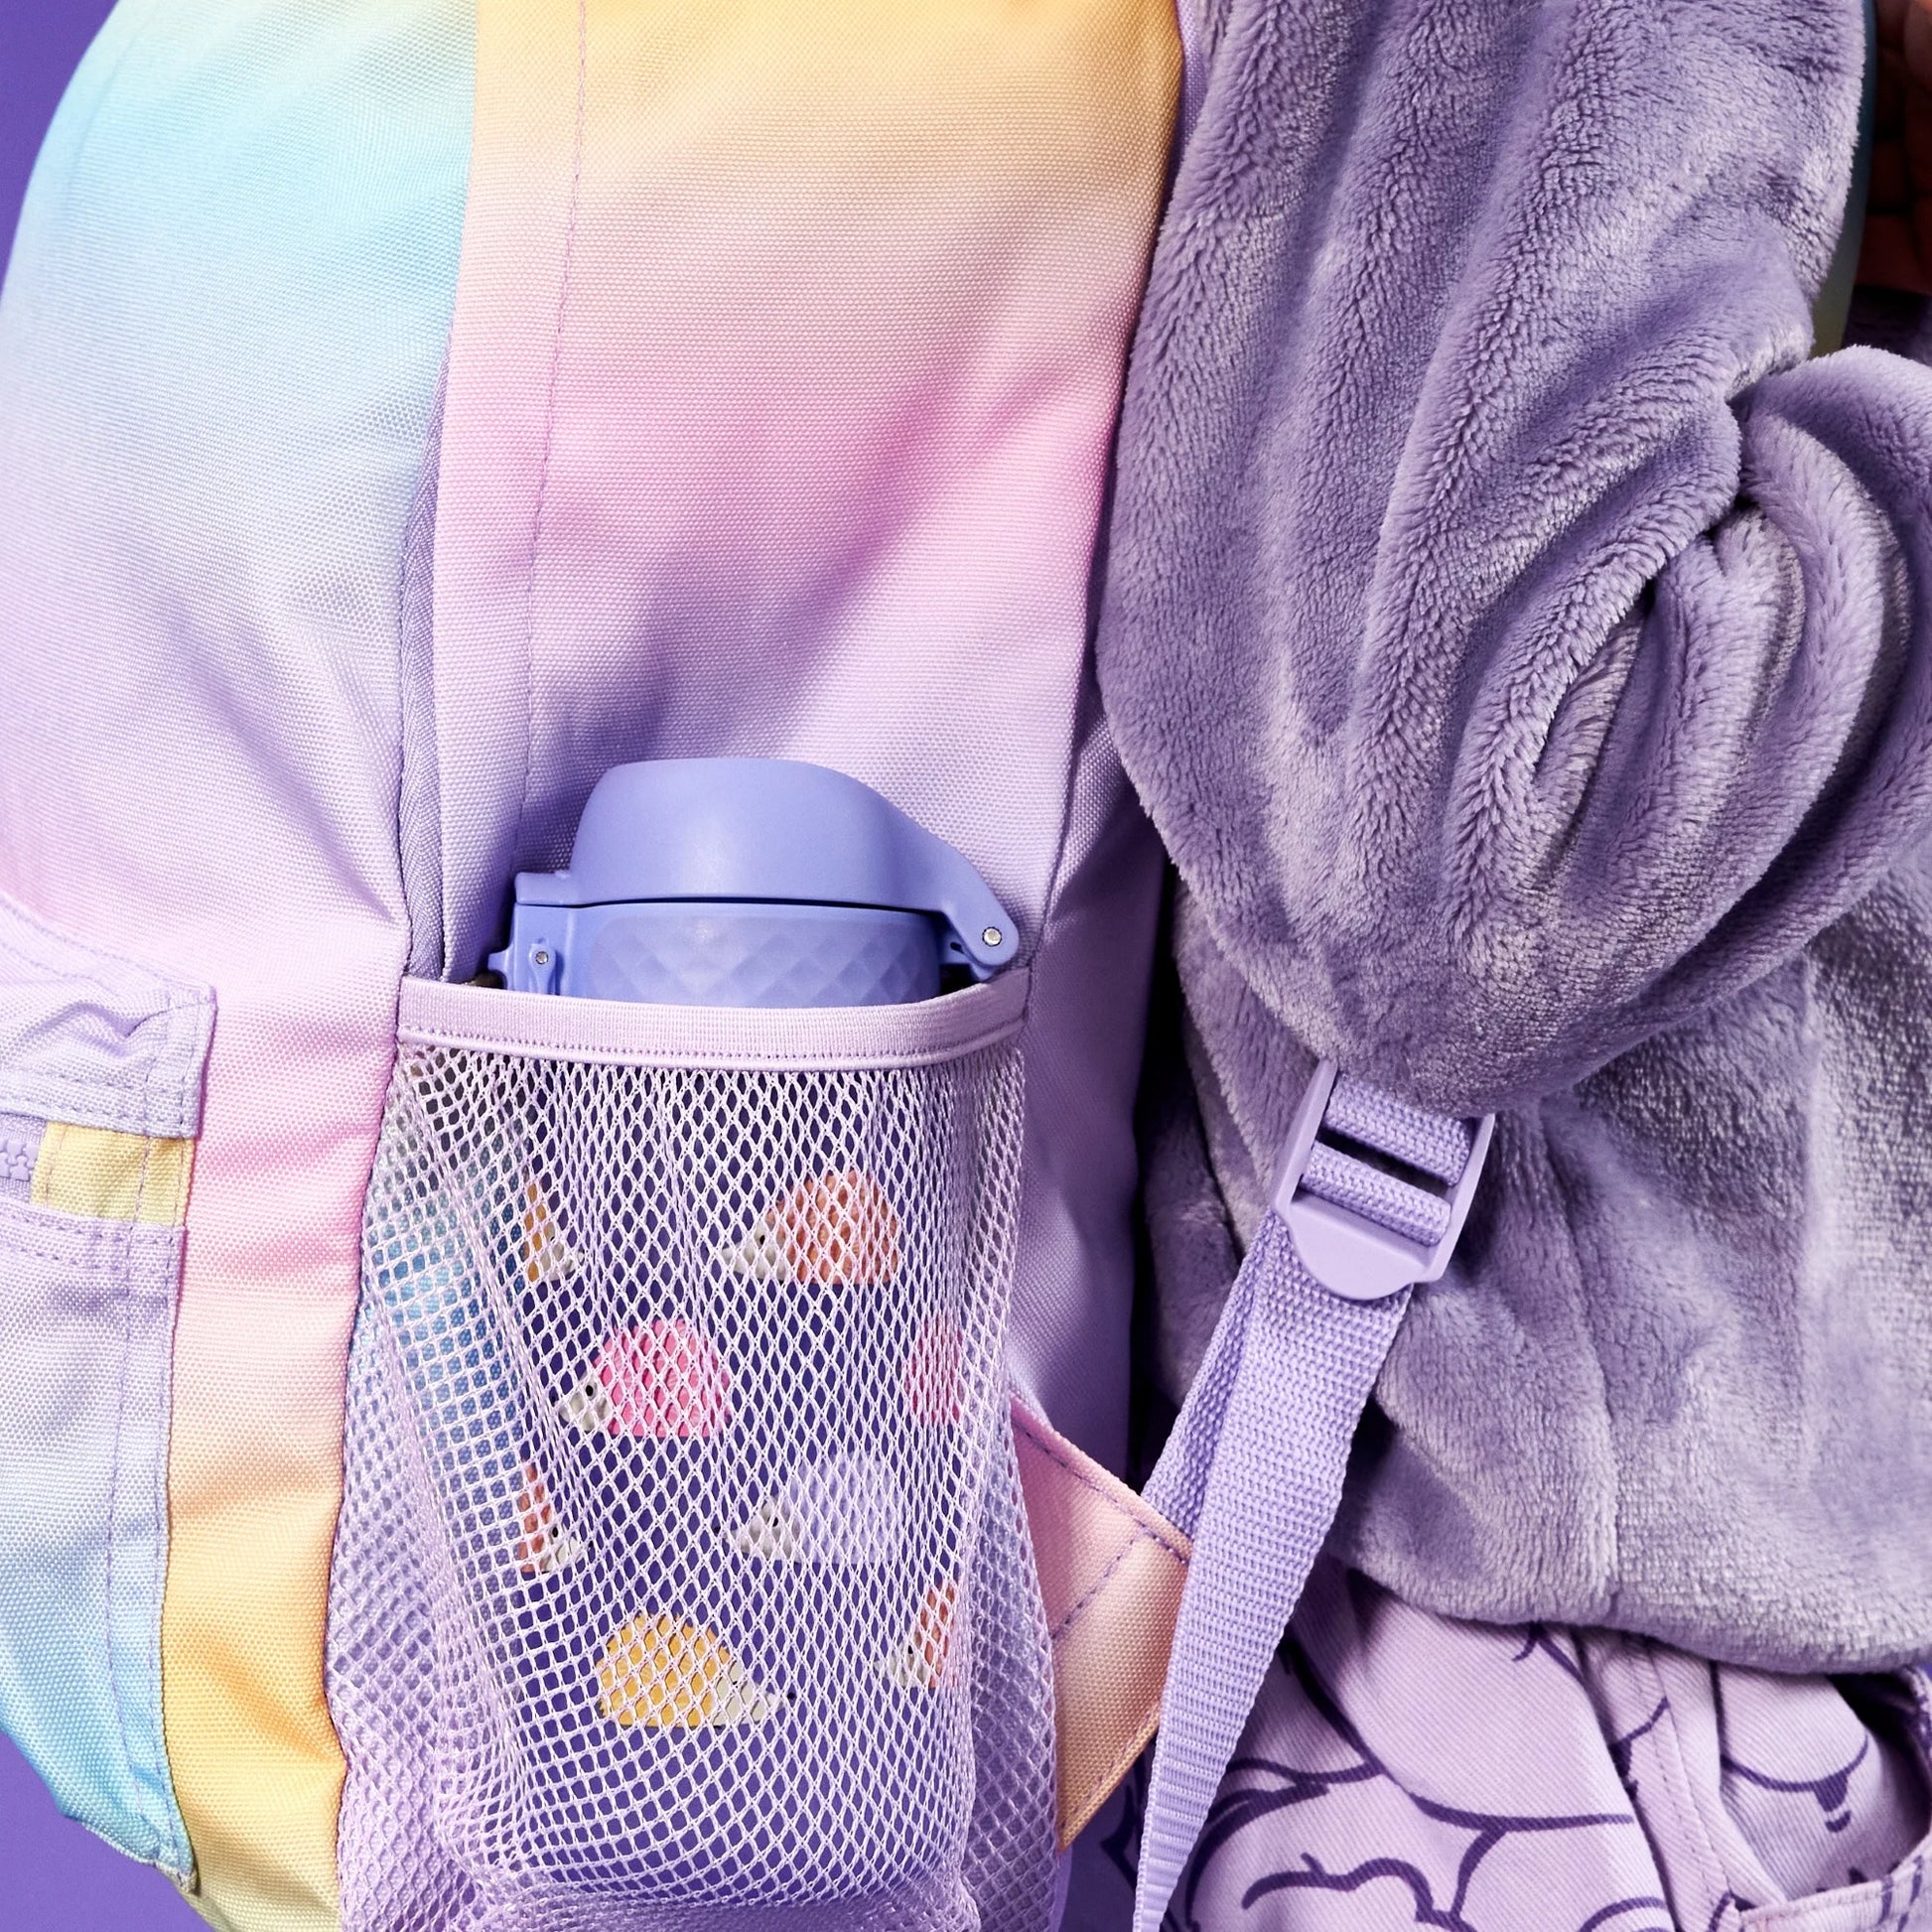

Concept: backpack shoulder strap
[[1131, 1064, 1492, 1931]]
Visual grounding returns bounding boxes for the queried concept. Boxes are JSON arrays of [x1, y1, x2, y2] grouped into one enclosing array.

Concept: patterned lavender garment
[[1065, 1564, 1932, 1932]]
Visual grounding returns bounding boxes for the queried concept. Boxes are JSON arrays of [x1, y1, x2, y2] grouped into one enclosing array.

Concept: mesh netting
[[329, 1027, 1056, 1932]]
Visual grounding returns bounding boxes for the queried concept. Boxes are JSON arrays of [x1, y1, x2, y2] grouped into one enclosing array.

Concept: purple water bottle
[[486, 758, 1013, 1005]]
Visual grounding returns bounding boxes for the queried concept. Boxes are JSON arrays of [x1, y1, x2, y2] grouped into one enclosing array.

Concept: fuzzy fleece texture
[[1103, 0, 1932, 1670]]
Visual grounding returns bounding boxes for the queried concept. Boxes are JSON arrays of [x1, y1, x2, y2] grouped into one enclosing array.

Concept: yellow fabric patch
[[31, 1121, 195, 1226]]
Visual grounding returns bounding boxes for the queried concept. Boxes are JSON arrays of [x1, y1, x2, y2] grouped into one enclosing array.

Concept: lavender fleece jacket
[[1102, 0, 1932, 1670]]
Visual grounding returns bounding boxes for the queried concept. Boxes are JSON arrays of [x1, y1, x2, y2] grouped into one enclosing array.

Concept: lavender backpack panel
[[1106, 0, 1932, 1668]]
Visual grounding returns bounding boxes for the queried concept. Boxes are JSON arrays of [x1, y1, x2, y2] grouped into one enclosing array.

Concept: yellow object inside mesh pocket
[[31, 1122, 194, 1227], [596, 1612, 779, 1730]]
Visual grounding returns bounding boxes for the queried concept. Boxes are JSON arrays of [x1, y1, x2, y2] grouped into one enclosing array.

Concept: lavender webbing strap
[[1131, 1070, 1489, 1932]]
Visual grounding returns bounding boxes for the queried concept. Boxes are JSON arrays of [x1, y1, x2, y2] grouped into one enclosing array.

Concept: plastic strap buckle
[[1271, 1062, 1495, 1303]]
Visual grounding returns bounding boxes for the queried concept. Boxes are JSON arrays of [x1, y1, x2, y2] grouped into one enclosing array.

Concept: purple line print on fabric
[[1165, 1635, 1644, 1932], [1606, 1699, 1670, 1787], [1722, 1734, 1869, 1836], [1599, 1693, 1734, 1913], [1875, 1859, 1928, 1921], [1509, 1625, 1587, 1689], [1091, 1573, 1932, 1932]]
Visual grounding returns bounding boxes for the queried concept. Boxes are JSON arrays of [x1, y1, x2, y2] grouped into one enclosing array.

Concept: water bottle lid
[[510, 759, 1015, 978]]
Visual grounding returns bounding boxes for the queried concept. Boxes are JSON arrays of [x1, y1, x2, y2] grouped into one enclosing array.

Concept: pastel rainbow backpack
[[0, 4, 1493, 1930]]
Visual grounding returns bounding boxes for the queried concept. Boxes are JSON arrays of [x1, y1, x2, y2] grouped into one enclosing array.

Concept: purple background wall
[[2, 0, 115, 261], [3, 5, 209, 1927]]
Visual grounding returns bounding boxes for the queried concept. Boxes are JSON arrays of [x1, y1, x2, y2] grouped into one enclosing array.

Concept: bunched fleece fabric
[[1103, 0, 1932, 1671]]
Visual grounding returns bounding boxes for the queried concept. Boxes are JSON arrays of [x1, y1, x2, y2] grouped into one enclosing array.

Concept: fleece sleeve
[[1100, 0, 1932, 1114]]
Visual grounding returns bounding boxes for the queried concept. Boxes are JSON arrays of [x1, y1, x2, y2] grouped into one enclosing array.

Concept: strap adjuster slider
[[1270, 1062, 1494, 1303]]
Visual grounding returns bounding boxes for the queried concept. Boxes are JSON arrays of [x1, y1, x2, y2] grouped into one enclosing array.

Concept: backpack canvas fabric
[[0, 0, 1179, 1926], [2, 0, 1932, 1928]]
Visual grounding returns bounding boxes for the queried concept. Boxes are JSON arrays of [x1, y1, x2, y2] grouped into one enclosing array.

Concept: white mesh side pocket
[[329, 978, 1054, 1932]]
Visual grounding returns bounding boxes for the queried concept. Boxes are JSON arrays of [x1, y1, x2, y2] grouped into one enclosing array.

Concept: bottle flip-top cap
[[486, 759, 1017, 1004]]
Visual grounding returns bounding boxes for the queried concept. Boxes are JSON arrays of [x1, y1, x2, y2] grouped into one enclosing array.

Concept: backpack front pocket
[[330, 973, 1056, 1929], [0, 890, 211, 1875]]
